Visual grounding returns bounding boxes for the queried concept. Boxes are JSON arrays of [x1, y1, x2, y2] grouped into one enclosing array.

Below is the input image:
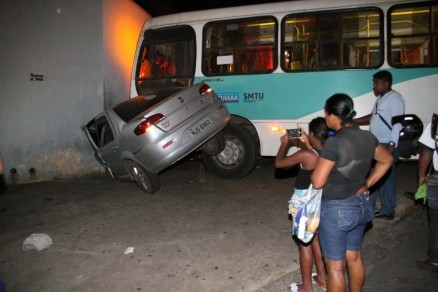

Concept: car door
[[82, 114, 122, 177]]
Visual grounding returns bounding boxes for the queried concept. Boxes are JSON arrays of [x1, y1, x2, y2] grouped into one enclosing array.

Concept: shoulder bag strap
[[375, 99, 392, 131], [378, 113, 392, 131]]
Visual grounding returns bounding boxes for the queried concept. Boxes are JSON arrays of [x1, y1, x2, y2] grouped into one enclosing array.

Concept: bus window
[[202, 16, 277, 76], [389, 2, 438, 67], [282, 8, 382, 71], [134, 25, 196, 95]]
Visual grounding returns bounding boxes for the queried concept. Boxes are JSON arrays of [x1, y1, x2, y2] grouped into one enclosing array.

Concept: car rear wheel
[[123, 160, 161, 194], [202, 124, 258, 179]]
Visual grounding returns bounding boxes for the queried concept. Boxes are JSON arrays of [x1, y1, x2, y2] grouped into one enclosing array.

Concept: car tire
[[202, 124, 258, 179], [123, 159, 161, 194]]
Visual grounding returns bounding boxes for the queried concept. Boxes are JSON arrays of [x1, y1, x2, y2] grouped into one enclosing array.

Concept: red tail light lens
[[134, 113, 165, 136], [199, 84, 212, 95]]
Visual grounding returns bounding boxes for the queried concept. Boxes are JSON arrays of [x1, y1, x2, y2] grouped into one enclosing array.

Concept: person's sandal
[[416, 260, 438, 273], [289, 282, 299, 292], [312, 272, 327, 291]]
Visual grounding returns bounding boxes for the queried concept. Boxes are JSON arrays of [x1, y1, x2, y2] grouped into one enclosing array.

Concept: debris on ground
[[22, 233, 53, 251]]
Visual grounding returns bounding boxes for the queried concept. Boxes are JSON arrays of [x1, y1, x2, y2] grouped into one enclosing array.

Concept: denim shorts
[[318, 193, 373, 261]]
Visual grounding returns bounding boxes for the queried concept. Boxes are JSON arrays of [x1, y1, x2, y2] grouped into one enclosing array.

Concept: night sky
[[134, 0, 293, 16]]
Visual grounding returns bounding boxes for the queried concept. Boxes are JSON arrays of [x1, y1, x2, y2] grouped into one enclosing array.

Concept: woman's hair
[[309, 117, 329, 144], [324, 93, 356, 126]]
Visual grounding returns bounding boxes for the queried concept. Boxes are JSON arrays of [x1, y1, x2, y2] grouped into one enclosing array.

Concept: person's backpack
[[391, 114, 424, 158]]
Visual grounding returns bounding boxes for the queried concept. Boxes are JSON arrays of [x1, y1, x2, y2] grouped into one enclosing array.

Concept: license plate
[[188, 118, 212, 137]]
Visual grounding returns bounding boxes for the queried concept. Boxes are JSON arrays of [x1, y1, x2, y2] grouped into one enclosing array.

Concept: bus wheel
[[199, 131, 225, 156], [123, 159, 161, 194], [202, 124, 258, 179]]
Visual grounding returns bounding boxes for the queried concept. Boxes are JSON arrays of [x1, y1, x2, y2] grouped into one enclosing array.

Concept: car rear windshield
[[113, 87, 183, 122]]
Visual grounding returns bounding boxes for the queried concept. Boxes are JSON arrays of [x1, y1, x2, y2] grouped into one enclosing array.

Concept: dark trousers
[[370, 146, 399, 214], [428, 206, 438, 263]]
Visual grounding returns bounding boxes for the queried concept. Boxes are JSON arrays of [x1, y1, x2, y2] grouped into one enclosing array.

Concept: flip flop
[[289, 282, 299, 292], [312, 272, 327, 291]]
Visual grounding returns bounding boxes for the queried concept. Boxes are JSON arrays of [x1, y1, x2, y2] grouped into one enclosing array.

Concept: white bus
[[130, 0, 438, 179]]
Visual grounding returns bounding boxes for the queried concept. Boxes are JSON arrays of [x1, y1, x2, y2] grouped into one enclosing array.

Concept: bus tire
[[200, 131, 225, 156], [202, 124, 258, 179]]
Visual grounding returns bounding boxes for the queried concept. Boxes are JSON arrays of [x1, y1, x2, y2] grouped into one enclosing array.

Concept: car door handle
[[112, 146, 119, 152]]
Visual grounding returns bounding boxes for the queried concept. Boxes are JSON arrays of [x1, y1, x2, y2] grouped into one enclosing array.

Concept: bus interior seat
[[251, 46, 273, 71]]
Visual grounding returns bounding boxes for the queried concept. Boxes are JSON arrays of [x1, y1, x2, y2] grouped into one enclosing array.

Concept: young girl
[[275, 117, 328, 292]]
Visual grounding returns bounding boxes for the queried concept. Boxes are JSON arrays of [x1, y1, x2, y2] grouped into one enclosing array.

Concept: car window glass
[[85, 120, 99, 146], [96, 117, 114, 147]]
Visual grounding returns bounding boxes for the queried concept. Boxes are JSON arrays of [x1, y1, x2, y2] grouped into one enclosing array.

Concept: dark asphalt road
[[258, 204, 438, 292], [0, 159, 436, 291]]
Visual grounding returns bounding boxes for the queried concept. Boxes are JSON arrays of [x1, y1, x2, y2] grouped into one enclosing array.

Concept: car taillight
[[199, 84, 212, 95], [134, 113, 165, 136]]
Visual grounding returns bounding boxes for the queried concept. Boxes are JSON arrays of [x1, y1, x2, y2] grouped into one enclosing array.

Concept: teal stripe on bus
[[196, 68, 437, 120]]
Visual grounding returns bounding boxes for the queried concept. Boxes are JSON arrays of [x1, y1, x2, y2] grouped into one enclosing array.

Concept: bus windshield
[[135, 25, 196, 95]]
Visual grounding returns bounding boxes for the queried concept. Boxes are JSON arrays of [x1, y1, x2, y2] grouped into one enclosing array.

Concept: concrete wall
[[0, 0, 149, 184]]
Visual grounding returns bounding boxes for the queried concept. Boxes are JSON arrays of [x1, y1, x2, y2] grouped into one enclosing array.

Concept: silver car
[[82, 82, 230, 193]]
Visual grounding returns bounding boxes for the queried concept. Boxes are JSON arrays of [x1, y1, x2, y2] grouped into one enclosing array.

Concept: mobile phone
[[287, 128, 301, 138]]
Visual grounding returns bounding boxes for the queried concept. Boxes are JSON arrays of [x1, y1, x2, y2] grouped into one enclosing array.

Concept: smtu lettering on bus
[[243, 92, 264, 101]]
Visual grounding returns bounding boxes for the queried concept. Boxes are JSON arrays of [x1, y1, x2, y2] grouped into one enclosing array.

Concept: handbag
[[293, 184, 322, 243]]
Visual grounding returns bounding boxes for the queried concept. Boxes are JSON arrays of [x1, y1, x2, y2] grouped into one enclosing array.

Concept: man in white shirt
[[416, 114, 438, 273], [354, 70, 405, 219]]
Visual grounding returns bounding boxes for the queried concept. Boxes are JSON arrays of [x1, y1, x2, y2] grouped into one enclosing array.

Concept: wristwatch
[[388, 141, 395, 147]]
